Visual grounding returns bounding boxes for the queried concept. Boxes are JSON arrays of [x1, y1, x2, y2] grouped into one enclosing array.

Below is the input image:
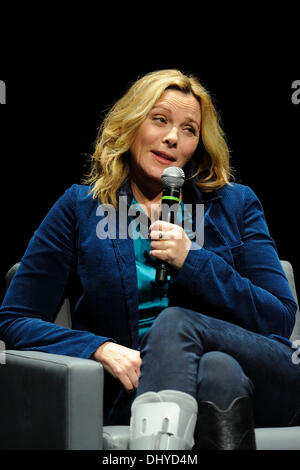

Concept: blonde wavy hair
[[83, 69, 234, 207]]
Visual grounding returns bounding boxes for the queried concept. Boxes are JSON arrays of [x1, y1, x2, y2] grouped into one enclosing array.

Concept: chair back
[[5, 262, 72, 328], [280, 261, 300, 342]]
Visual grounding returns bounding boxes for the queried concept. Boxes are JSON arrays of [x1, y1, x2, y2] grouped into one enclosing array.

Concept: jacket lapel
[[108, 184, 140, 348]]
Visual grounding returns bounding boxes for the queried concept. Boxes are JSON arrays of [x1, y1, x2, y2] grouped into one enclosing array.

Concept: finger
[[117, 356, 141, 390], [149, 221, 173, 232], [120, 367, 140, 391], [149, 249, 169, 260], [149, 230, 171, 240], [119, 372, 136, 392], [129, 368, 140, 389], [150, 240, 173, 252]]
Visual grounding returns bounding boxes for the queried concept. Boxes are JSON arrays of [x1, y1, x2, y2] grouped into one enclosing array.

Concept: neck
[[130, 179, 162, 221], [130, 179, 183, 222]]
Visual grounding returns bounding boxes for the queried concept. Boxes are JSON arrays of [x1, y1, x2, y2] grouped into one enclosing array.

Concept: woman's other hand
[[92, 342, 142, 392]]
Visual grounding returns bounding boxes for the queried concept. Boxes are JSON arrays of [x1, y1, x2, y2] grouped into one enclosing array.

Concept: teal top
[[129, 197, 193, 339]]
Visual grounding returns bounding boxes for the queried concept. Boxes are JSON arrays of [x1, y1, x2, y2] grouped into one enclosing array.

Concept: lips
[[152, 150, 176, 163]]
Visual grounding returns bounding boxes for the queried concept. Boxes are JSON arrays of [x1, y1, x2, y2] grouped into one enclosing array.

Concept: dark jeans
[[135, 307, 300, 428]]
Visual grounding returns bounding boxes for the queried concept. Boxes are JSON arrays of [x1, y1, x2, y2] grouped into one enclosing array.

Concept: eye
[[152, 115, 167, 124], [184, 126, 196, 135]]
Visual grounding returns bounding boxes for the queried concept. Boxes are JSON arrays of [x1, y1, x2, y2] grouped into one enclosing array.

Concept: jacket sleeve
[[0, 185, 113, 358], [173, 185, 297, 338]]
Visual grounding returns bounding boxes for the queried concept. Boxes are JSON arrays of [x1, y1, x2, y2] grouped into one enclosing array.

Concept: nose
[[163, 126, 178, 147]]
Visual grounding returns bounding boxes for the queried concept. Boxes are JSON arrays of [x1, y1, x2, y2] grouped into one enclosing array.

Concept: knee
[[199, 351, 243, 379], [197, 351, 253, 405]]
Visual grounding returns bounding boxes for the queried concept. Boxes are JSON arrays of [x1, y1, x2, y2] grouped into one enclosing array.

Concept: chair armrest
[[103, 425, 130, 450], [0, 350, 104, 450], [255, 426, 300, 450]]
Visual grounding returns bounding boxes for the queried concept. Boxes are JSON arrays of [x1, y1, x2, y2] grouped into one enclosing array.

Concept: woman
[[0, 69, 299, 450]]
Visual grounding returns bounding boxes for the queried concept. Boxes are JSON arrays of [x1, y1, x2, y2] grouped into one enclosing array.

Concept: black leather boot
[[194, 396, 256, 450]]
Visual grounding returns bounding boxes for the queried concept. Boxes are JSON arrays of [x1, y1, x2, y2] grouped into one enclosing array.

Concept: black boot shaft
[[194, 396, 256, 450]]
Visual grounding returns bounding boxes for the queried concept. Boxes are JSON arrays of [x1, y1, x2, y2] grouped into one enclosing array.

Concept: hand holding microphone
[[148, 167, 191, 285], [149, 219, 191, 271]]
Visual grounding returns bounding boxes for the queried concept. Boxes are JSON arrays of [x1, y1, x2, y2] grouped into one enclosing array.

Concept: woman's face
[[129, 89, 201, 187]]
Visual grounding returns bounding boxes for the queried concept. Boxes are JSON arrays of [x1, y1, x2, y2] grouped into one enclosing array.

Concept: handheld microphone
[[155, 167, 185, 286]]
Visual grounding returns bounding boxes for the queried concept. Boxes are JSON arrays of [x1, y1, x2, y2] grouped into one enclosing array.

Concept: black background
[[0, 24, 299, 304]]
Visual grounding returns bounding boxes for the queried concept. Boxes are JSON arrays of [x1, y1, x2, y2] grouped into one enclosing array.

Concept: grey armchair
[[0, 261, 299, 450]]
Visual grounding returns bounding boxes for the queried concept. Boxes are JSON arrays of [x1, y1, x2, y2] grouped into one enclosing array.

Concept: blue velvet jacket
[[0, 180, 297, 411]]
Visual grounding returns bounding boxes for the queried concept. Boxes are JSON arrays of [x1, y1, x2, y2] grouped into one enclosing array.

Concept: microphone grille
[[161, 167, 185, 189]]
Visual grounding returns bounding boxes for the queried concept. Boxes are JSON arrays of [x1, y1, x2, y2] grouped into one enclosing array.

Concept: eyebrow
[[151, 105, 200, 129]]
